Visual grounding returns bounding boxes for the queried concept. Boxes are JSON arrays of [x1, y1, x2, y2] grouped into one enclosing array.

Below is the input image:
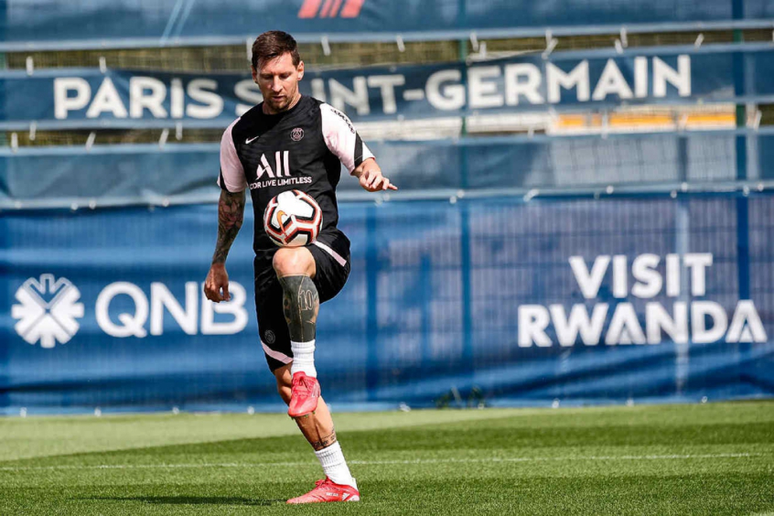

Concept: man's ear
[[297, 60, 305, 80], [251, 65, 258, 83]]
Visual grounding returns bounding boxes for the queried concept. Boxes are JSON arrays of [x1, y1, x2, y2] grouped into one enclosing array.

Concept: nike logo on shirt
[[245, 136, 260, 144]]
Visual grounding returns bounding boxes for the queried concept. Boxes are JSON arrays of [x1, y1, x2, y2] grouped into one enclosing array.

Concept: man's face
[[252, 52, 304, 114]]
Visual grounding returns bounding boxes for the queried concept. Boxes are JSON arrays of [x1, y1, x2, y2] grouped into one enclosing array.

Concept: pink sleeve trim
[[217, 119, 247, 193]]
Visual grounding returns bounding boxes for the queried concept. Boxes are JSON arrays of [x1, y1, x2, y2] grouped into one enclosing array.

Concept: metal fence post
[[458, 37, 474, 380], [733, 7, 750, 300], [733, 0, 752, 392], [365, 205, 379, 401]]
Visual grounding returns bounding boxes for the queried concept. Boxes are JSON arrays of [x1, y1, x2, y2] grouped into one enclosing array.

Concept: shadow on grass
[[86, 495, 283, 506]]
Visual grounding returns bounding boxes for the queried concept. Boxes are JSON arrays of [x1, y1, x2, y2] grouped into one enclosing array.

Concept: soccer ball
[[263, 190, 322, 247]]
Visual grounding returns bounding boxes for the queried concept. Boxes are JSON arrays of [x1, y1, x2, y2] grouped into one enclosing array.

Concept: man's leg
[[274, 364, 336, 450], [274, 365, 353, 487], [272, 247, 358, 499], [273, 247, 320, 415]]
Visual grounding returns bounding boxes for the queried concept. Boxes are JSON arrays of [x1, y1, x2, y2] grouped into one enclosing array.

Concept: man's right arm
[[212, 188, 245, 265], [205, 119, 247, 303], [204, 189, 245, 302]]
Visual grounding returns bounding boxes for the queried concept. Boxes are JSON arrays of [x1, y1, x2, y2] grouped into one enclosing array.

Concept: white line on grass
[[0, 453, 764, 472]]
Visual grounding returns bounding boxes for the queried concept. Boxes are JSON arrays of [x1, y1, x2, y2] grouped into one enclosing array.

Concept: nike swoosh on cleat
[[245, 136, 260, 144]]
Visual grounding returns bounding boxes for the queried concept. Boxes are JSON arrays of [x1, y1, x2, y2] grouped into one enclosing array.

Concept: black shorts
[[254, 231, 351, 372]]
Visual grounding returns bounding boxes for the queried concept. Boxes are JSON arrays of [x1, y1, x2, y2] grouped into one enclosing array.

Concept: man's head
[[251, 31, 304, 114]]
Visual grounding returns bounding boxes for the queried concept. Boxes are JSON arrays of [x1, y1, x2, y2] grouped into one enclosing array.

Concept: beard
[[265, 88, 298, 113]]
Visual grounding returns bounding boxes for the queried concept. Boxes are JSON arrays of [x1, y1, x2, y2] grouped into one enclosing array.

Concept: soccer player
[[203, 30, 396, 504]]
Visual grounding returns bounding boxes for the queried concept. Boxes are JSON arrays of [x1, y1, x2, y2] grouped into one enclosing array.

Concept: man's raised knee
[[273, 247, 315, 277]]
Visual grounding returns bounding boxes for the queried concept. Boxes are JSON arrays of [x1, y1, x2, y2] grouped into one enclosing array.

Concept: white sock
[[291, 340, 316, 378], [315, 441, 356, 488]]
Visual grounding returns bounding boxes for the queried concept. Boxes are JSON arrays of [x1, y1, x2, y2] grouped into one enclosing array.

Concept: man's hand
[[354, 159, 398, 192], [204, 263, 231, 302]]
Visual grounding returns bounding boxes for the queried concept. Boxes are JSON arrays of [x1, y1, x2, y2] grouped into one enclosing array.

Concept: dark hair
[[251, 31, 300, 70]]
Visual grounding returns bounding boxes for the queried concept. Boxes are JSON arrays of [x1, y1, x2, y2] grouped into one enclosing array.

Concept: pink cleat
[[287, 372, 321, 418], [286, 477, 360, 504]]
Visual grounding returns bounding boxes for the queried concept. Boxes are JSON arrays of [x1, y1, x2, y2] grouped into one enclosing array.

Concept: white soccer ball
[[263, 190, 323, 247]]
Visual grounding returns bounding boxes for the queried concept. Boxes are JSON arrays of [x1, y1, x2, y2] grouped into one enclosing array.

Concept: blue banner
[[3, 0, 773, 49], [1, 194, 772, 413], [3, 130, 771, 207], [6, 46, 774, 128]]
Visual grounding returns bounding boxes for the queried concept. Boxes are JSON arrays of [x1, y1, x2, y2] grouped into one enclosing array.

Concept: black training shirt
[[218, 95, 374, 265]]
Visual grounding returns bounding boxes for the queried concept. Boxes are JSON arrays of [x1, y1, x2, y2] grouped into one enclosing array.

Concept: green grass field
[[1, 401, 773, 515]]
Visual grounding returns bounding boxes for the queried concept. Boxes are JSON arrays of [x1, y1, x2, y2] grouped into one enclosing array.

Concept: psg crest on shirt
[[291, 128, 304, 141]]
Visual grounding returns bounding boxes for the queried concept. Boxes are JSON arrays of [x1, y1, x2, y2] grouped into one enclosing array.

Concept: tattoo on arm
[[212, 189, 245, 264], [310, 430, 337, 451]]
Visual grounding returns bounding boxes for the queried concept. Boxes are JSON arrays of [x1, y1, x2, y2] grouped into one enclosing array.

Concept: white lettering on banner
[[468, 66, 504, 109], [129, 77, 168, 118], [546, 61, 590, 103], [612, 255, 628, 298], [569, 253, 713, 300], [691, 301, 728, 344], [684, 253, 712, 296], [51, 57, 694, 121], [666, 254, 681, 296], [95, 281, 248, 338], [518, 305, 551, 347], [726, 300, 768, 343], [54, 78, 91, 119], [85, 77, 127, 118], [549, 304, 608, 346], [150, 282, 198, 335], [187, 79, 223, 119], [592, 59, 634, 101], [426, 69, 466, 111], [366, 75, 405, 114], [310, 78, 327, 103], [329, 77, 370, 115], [634, 57, 649, 98], [170, 78, 185, 118], [504, 63, 544, 105], [646, 302, 689, 344], [235, 80, 263, 116], [631, 253, 662, 299], [518, 253, 767, 347], [201, 282, 249, 334], [96, 282, 149, 338], [568, 255, 610, 299], [606, 303, 647, 345], [54, 76, 229, 120], [653, 56, 691, 97]]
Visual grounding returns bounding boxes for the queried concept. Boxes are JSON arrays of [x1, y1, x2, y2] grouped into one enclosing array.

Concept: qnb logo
[[12, 274, 84, 348], [298, 0, 364, 18], [95, 281, 248, 338]]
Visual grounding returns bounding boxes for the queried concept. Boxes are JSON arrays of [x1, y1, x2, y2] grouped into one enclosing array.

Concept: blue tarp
[[2, 130, 766, 207], [5, 45, 774, 127], [3, 0, 773, 48], [1, 194, 772, 413]]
